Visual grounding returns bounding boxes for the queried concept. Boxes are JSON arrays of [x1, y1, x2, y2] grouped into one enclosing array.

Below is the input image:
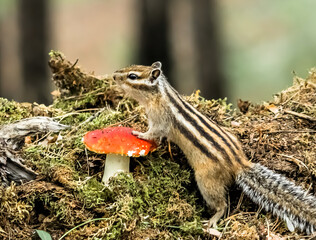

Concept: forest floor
[[0, 51, 315, 239]]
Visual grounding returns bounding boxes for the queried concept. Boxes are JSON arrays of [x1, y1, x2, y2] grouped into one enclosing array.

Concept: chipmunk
[[113, 61, 316, 234]]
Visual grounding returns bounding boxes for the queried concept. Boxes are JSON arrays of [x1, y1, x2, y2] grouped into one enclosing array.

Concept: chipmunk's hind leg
[[196, 174, 227, 228], [207, 205, 226, 227], [202, 205, 225, 236]]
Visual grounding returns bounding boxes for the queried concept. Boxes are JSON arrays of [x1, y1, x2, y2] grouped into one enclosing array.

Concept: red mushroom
[[83, 127, 156, 183]]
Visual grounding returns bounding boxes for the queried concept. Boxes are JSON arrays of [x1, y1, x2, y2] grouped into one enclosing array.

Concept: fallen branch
[[284, 109, 316, 122], [263, 129, 316, 134], [0, 117, 69, 186]]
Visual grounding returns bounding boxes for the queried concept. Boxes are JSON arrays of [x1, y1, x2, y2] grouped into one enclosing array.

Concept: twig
[[307, 233, 316, 240], [291, 101, 313, 111], [61, 87, 106, 100], [271, 216, 281, 232], [70, 58, 79, 69], [263, 129, 316, 134], [101, 114, 138, 128], [223, 212, 257, 221], [54, 108, 104, 121], [85, 148, 89, 176], [277, 153, 308, 171], [58, 217, 111, 240], [77, 109, 106, 126], [67, 107, 106, 135], [218, 219, 231, 240], [226, 194, 230, 219], [280, 91, 299, 106], [31, 131, 53, 145], [168, 141, 174, 161], [235, 192, 244, 211], [284, 109, 316, 122], [307, 81, 316, 88], [266, 217, 270, 240]]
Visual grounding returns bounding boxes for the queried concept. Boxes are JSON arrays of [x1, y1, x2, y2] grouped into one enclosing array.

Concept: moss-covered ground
[[0, 52, 315, 239]]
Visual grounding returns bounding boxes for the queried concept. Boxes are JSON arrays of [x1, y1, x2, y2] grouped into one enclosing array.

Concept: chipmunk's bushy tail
[[236, 163, 316, 234]]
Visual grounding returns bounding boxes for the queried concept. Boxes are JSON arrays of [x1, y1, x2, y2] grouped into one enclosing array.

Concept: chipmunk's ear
[[151, 61, 162, 69], [150, 69, 161, 82]]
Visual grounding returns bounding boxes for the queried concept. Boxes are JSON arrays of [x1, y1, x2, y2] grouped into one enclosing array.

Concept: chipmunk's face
[[113, 61, 162, 103]]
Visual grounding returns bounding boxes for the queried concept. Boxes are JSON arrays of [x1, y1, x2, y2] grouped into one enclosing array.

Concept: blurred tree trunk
[[137, 0, 172, 83], [191, 0, 225, 99], [18, 0, 50, 104]]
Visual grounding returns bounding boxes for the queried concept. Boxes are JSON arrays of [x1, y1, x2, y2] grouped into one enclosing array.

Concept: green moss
[[186, 92, 234, 126], [0, 184, 33, 239], [49, 50, 112, 111], [49, 49, 63, 58], [25, 144, 77, 181], [64, 155, 203, 239], [0, 184, 32, 224], [84, 110, 128, 131], [0, 98, 31, 124], [86, 156, 204, 238], [23, 183, 92, 228], [77, 177, 113, 209], [53, 93, 102, 112]]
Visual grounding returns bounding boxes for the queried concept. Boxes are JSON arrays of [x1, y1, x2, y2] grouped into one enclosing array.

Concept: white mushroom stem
[[102, 154, 130, 184]]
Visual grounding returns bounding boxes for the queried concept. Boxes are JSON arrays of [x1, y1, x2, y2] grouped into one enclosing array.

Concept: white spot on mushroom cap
[[127, 150, 137, 157], [139, 149, 146, 156], [126, 149, 147, 157]]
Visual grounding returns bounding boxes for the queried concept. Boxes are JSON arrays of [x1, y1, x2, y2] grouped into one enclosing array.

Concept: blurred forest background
[[0, 0, 315, 105]]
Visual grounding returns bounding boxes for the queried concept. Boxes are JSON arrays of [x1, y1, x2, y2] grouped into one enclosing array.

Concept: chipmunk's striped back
[[113, 61, 316, 234], [162, 81, 248, 166]]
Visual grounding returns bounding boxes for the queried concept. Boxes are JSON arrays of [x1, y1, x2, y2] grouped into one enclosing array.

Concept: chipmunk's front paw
[[132, 130, 150, 141], [132, 130, 160, 142], [132, 130, 142, 137]]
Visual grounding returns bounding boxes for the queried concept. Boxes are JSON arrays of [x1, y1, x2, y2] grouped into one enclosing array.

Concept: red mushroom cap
[[83, 127, 157, 156]]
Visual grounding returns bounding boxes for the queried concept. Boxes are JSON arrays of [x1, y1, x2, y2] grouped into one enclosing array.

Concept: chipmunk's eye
[[128, 73, 138, 80]]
